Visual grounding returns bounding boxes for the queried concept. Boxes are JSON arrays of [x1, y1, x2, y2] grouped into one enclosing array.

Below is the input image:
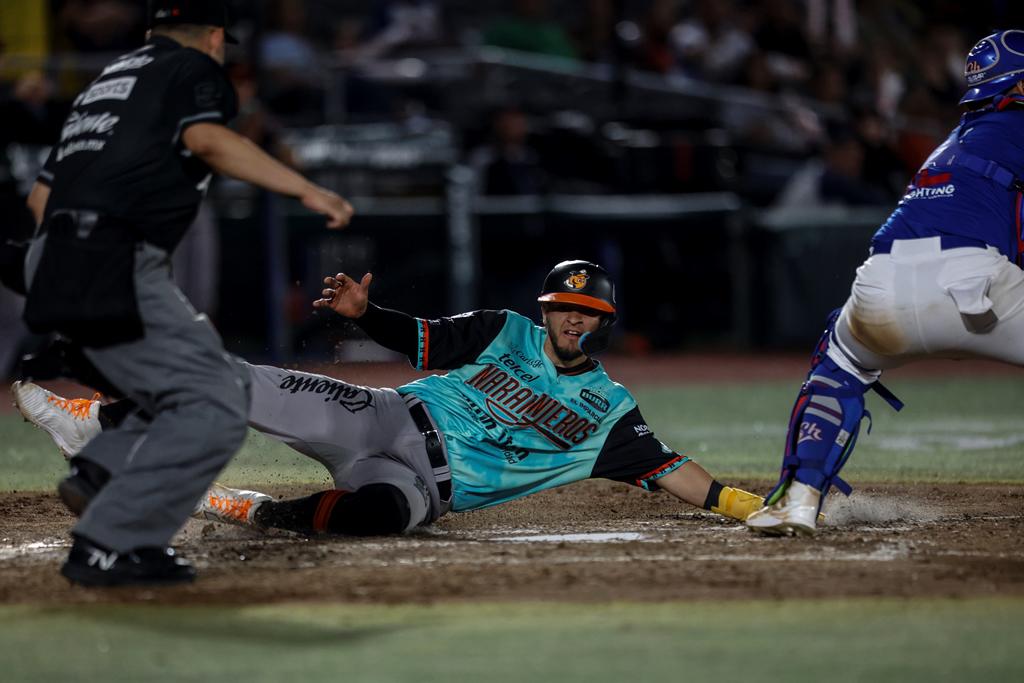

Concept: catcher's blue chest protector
[[766, 311, 904, 509], [876, 101, 1024, 267]]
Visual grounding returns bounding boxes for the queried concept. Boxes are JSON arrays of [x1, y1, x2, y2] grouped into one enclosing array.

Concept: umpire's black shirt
[[38, 36, 238, 252]]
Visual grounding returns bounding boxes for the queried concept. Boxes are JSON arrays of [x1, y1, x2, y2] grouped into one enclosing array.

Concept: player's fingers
[[321, 288, 335, 298], [359, 272, 373, 291]]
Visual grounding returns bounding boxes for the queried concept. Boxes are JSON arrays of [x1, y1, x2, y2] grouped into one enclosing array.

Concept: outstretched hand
[[313, 272, 373, 318]]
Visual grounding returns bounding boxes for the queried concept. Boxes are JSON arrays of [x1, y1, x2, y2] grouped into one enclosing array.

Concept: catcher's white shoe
[[12, 381, 101, 459], [194, 483, 272, 527], [746, 481, 821, 536]]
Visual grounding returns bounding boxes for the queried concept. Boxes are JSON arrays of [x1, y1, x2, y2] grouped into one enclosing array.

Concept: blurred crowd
[[3, 1, 1022, 209]]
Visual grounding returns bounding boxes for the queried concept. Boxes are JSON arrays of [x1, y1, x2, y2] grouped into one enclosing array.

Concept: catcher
[[747, 30, 1024, 536], [15, 260, 765, 537]]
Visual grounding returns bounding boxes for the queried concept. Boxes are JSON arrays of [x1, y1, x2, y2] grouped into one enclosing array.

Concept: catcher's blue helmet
[[960, 30, 1024, 105]]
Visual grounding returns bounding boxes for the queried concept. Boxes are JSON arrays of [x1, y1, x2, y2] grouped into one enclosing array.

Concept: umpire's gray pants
[[244, 363, 447, 529], [29, 241, 250, 551]]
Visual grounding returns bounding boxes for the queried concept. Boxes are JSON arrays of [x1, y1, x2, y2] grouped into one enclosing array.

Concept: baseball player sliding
[[16, 260, 765, 537], [747, 30, 1024, 536]]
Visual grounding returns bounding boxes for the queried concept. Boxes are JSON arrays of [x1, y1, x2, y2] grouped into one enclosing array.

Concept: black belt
[[871, 235, 989, 254], [408, 402, 452, 503]]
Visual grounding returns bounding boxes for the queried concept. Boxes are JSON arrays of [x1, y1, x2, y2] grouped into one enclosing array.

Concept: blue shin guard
[[766, 310, 903, 509]]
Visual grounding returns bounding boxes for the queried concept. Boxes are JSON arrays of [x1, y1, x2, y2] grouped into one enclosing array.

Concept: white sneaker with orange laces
[[193, 483, 272, 527], [12, 381, 102, 459]]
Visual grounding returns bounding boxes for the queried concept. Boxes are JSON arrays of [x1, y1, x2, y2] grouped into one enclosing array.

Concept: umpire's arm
[[27, 182, 50, 227], [183, 122, 354, 229]]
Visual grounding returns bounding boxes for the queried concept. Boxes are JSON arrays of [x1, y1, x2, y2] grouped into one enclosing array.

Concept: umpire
[[20, 0, 353, 586]]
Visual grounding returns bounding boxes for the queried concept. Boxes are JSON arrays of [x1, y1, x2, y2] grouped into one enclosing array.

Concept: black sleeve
[[413, 309, 508, 370], [354, 306, 507, 371], [352, 303, 419, 359], [168, 52, 238, 146], [590, 406, 689, 490]]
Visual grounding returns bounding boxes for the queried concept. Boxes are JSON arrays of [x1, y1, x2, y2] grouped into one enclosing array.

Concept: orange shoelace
[[208, 494, 253, 522], [46, 393, 101, 421]]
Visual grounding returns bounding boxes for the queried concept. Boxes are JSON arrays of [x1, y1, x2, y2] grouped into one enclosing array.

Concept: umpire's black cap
[[149, 0, 239, 44]]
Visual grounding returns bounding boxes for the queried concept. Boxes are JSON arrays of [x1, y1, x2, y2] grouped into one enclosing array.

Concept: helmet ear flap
[[579, 313, 617, 356]]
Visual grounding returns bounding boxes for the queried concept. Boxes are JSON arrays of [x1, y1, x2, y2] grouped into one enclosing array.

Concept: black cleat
[[57, 458, 110, 516], [60, 536, 196, 587]]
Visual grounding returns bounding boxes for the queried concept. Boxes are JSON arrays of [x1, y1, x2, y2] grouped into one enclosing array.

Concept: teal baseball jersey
[[397, 310, 688, 511]]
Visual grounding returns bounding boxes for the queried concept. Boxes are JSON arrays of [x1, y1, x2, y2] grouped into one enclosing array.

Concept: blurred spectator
[[483, 0, 578, 60], [230, 62, 301, 167], [53, 0, 144, 53], [753, 0, 812, 84], [670, 0, 753, 82], [811, 60, 849, 106], [632, 0, 677, 74], [355, 0, 444, 60], [774, 126, 888, 208], [469, 107, 546, 195], [261, 0, 318, 71], [260, 0, 324, 124], [723, 52, 821, 153], [577, 0, 615, 64], [854, 106, 907, 198], [918, 25, 965, 118], [806, 0, 858, 56]]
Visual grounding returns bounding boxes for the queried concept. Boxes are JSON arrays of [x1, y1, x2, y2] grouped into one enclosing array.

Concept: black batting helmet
[[537, 260, 617, 354], [537, 260, 616, 314]]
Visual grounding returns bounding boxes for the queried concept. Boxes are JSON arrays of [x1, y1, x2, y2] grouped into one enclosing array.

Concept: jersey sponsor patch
[[101, 55, 155, 76], [498, 352, 540, 382], [80, 77, 138, 105], [902, 183, 956, 201], [278, 374, 373, 413], [579, 388, 610, 413], [61, 111, 120, 142], [633, 423, 652, 437], [56, 139, 107, 162]]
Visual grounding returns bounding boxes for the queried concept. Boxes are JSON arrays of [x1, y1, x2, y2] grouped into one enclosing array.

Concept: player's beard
[[545, 319, 584, 363]]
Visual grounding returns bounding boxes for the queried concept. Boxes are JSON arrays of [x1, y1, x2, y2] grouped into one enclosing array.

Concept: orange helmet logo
[[565, 270, 589, 290], [966, 60, 983, 74]]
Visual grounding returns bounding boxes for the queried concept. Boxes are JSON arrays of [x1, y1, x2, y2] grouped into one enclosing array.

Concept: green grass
[[2, 376, 1022, 491], [1, 599, 1020, 682], [635, 376, 1024, 482]]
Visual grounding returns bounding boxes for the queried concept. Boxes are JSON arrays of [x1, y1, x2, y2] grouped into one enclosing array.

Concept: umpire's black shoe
[[60, 536, 196, 587], [57, 458, 111, 516]]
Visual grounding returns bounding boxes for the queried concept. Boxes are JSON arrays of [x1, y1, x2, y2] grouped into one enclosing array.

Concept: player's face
[[542, 303, 603, 364]]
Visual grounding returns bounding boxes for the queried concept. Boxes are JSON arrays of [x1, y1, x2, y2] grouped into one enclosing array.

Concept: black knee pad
[[328, 484, 412, 536]]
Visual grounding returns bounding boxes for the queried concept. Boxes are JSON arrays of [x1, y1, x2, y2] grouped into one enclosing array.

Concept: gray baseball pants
[[243, 363, 447, 530], [27, 241, 250, 552]]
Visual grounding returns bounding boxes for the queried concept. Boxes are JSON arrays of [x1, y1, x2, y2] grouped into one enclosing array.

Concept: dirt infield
[[2, 480, 1022, 605]]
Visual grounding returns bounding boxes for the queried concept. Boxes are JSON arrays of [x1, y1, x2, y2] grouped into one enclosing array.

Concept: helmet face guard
[[960, 30, 1024, 105], [537, 260, 617, 355]]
